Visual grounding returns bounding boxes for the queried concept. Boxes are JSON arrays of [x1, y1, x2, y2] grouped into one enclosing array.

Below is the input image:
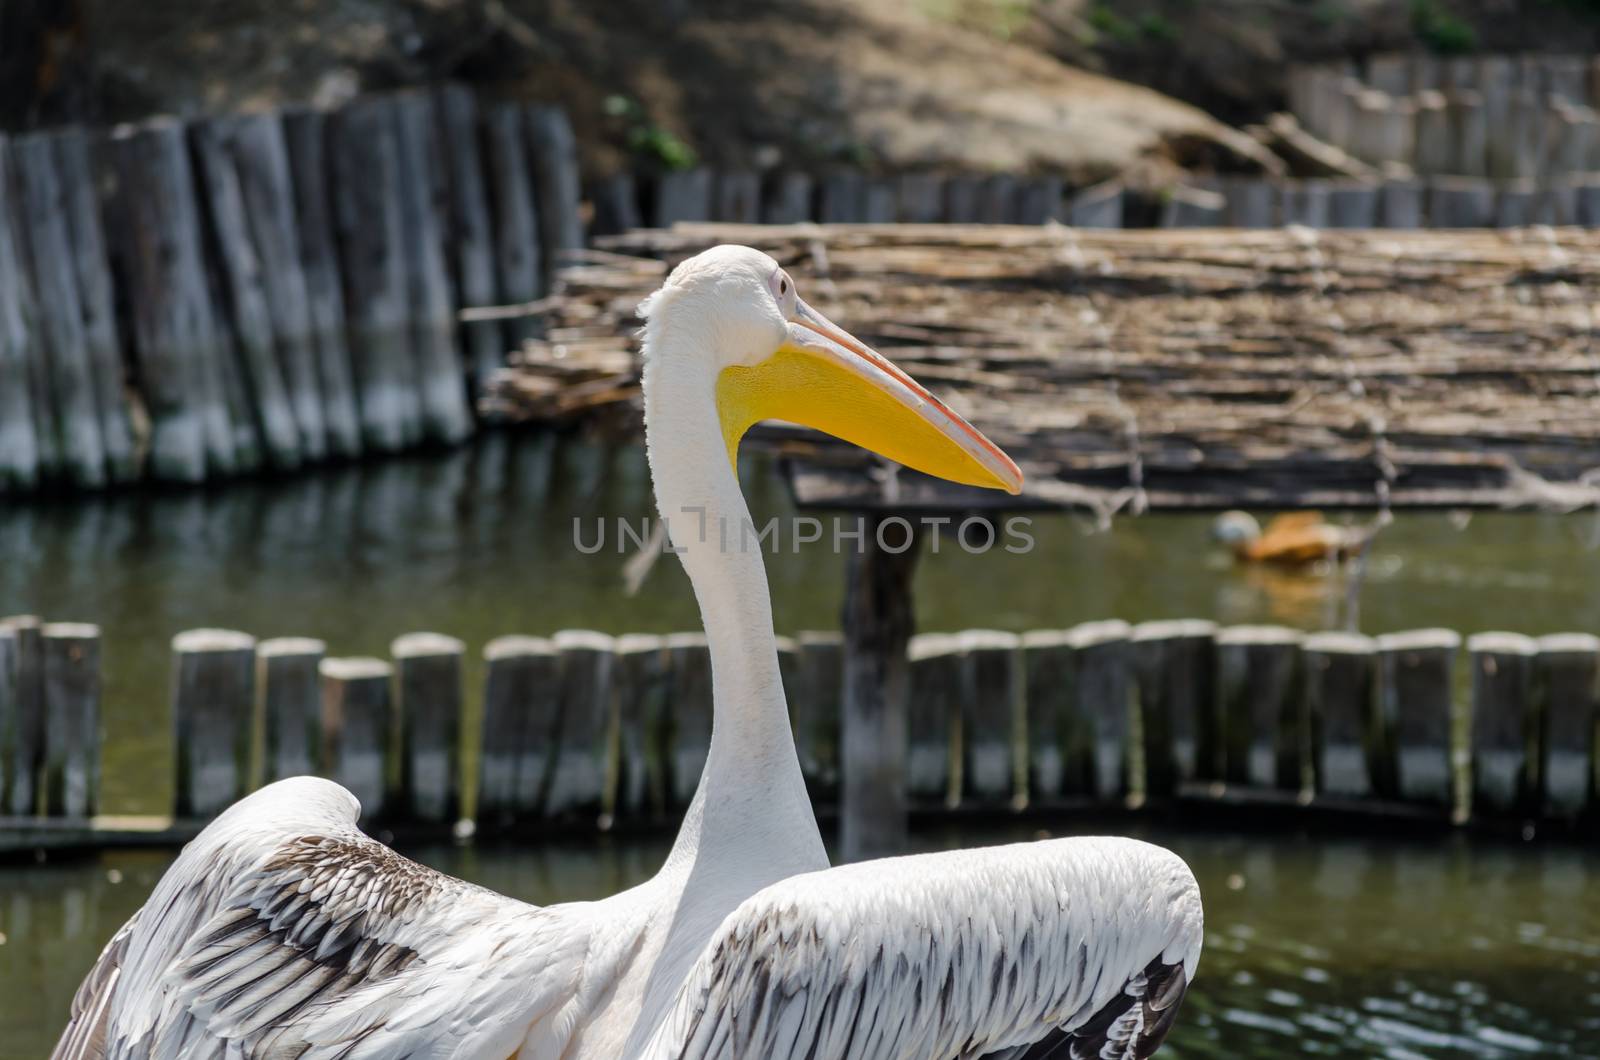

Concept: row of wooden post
[[1289, 52, 1600, 180], [4, 617, 1597, 831], [0, 85, 581, 495]]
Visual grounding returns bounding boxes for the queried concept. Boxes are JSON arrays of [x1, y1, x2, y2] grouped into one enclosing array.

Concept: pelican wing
[[647, 836, 1202, 1060], [52, 777, 591, 1060]]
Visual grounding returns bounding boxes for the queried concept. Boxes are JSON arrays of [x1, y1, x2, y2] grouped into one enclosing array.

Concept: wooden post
[[258, 637, 324, 782], [818, 171, 865, 223], [1533, 183, 1579, 226], [1217, 626, 1306, 792], [548, 630, 614, 820], [1448, 89, 1488, 177], [392, 92, 474, 447], [1015, 177, 1064, 225], [320, 657, 394, 821], [665, 631, 713, 808], [392, 632, 464, 823], [1578, 180, 1600, 226], [907, 632, 961, 806], [1468, 632, 1539, 818], [1160, 186, 1225, 227], [0, 628, 19, 814], [434, 84, 506, 387], [895, 173, 944, 223], [1367, 53, 1410, 97], [1533, 633, 1598, 820], [839, 519, 921, 859], [2, 617, 43, 815], [761, 172, 814, 224], [1412, 90, 1452, 175], [1131, 619, 1216, 797], [653, 168, 713, 226], [713, 171, 761, 223], [478, 635, 559, 825], [1427, 177, 1495, 227], [1019, 630, 1071, 802], [1220, 178, 1275, 228], [1327, 180, 1380, 227], [191, 116, 304, 471], [976, 175, 1018, 223], [1304, 632, 1379, 798], [1495, 179, 1537, 227], [612, 633, 669, 821], [1479, 57, 1516, 178], [110, 119, 235, 481], [794, 630, 842, 799], [330, 96, 422, 452], [958, 629, 1020, 805], [1065, 621, 1133, 802], [1379, 180, 1423, 229], [942, 175, 981, 222], [1279, 180, 1331, 227], [590, 173, 643, 238], [12, 131, 109, 488], [41, 623, 99, 818], [524, 105, 583, 283], [481, 102, 543, 350], [172, 629, 255, 818], [1506, 90, 1544, 181], [862, 180, 898, 223], [281, 107, 363, 459], [1066, 181, 1124, 228], [0, 136, 41, 493], [1376, 629, 1459, 810]]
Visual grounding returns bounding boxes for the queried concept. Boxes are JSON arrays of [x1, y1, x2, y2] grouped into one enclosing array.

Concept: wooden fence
[[3, 615, 1596, 846]]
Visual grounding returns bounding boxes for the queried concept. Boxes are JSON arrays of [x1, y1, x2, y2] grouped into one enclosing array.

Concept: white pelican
[[54, 246, 1202, 1059]]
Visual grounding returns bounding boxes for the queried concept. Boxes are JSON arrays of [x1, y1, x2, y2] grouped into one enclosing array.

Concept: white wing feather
[[643, 836, 1202, 1060]]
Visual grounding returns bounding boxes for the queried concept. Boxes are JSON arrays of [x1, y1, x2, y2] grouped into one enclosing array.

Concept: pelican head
[[1211, 510, 1262, 546], [640, 245, 1023, 494]]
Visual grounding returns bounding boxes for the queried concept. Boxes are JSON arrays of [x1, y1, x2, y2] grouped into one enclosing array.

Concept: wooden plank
[[612, 633, 669, 821], [1468, 632, 1539, 818], [11, 131, 108, 487], [329, 96, 422, 451], [1304, 631, 1379, 798], [227, 112, 328, 461], [109, 119, 234, 481], [320, 657, 394, 821], [1217, 626, 1305, 792], [172, 629, 255, 818], [1065, 620, 1133, 801], [793, 630, 842, 799], [665, 631, 713, 807], [481, 102, 543, 349], [392, 91, 474, 446], [1, 617, 43, 814], [434, 84, 506, 387], [0, 135, 40, 492], [548, 630, 614, 819], [761, 172, 813, 224], [41, 623, 99, 818], [907, 632, 961, 806], [191, 115, 304, 470], [258, 636, 324, 783], [478, 635, 559, 824], [1376, 629, 1459, 810], [1533, 633, 1599, 820], [524, 105, 584, 282], [281, 107, 363, 459], [392, 632, 464, 824], [958, 629, 1019, 805], [1131, 619, 1216, 797]]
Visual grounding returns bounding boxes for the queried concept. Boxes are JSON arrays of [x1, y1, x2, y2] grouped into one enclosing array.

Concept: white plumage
[[54, 246, 1203, 1060]]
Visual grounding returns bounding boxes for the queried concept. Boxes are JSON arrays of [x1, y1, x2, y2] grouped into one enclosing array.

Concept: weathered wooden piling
[[12, 132, 109, 488], [1219, 178, 1275, 228], [1217, 626, 1306, 792], [1020, 630, 1071, 802], [794, 631, 843, 798], [895, 173, 945, 223], [1533, 634, 1598, 820], [862, 179, 898, 223], [1428, 177, 1495, 227], [612, 634, 669, 820], [958, 630, 1021, 805], [258, 637, 325, 783], [434, 84, 505, 385], [1494, 179, 1538, 227], [1469, 632, 1540, 818], [942, 175, 982, 223], [1, 617, 44, 815], [1066, 621, 1135, 801], [0, 137, 41, 493], [111, 119, 234, 481], [653, 168, 714, 227], [1131, 619, 1216, 796], [1304, 632, 1379, 798], [320, 656, 394, 820], [481, 102, 543, 350], [665, 632, 713, 807], [818, 171, 866, 223], [761, 172, 814, 224], [1327, 180, 1380, 227], [1066, 181, 1124, 228], [392, 632, 464, 823], [281, 107, 363, 459], [1160, 185, 1225, 228], [41, 623, 100, 818], [714, 171, 762, 223], [908, 633, 961, 806], [330, 96, 421, 452], [1448, 89, 1488, 177], [548, 630, 614, 819], [172, 629, 255, 818], [524, 105, 584, 281], [478, 635, 559, 823], [1280, 180, 1331, 227], [1412, 90, 1453, 174], [1015, 177, 1064, 225], [975, 175, 1018, 224], [1376, 629, 1459, 809], [590, 173, 643, 238], [1379, 179, 1424, 228]]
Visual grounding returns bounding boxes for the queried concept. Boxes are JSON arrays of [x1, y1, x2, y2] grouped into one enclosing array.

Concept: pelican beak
[[715, 299, 1023, 494]]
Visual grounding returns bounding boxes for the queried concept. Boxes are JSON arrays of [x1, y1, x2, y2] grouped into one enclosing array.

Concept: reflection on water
[[2, 429, 1600, 814], [1, 825, 1596, 1058]]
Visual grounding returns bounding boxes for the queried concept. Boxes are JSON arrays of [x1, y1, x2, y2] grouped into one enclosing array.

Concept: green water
[[1, 823, 1596, 1058]]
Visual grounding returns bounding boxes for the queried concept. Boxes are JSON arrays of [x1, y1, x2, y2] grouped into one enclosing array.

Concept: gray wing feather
[[646, 836, 1203, 1060]]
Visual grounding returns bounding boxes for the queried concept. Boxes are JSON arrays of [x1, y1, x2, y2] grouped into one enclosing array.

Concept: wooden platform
[[490, 224, 1600, 515]]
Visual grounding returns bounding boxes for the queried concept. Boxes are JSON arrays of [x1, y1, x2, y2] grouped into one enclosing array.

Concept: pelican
[[54, 246, 1203, 1059]]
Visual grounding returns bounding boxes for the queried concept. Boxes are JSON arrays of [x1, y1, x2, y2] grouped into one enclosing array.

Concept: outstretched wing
[[646, 836, 1202, 1060], [53, 776, 592, 1059]]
